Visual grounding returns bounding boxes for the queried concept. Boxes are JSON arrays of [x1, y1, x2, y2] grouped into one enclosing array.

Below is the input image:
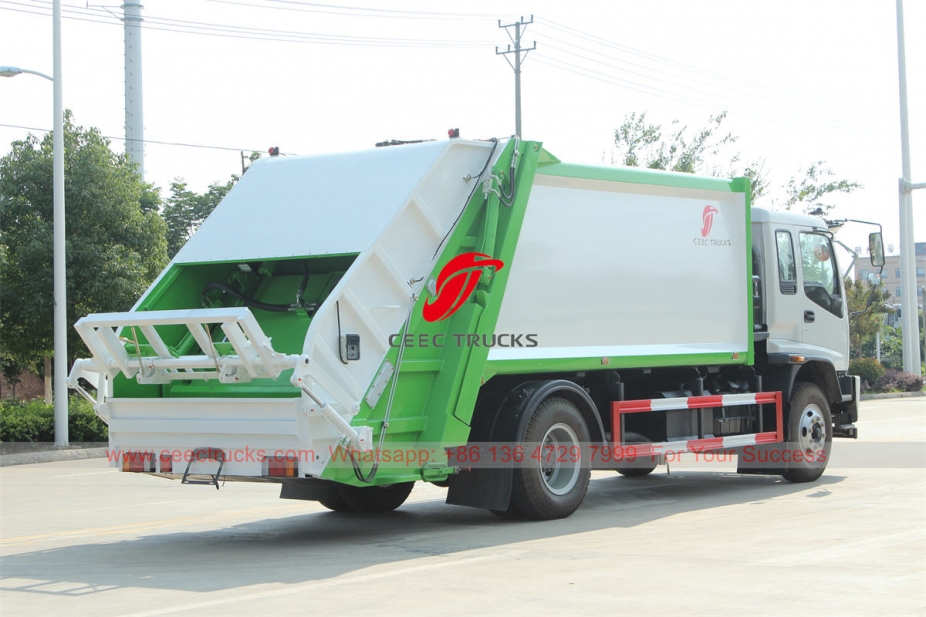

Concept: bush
[[849, 358, 885, 391], [0, 399, 54, 442], [873, 370, 925, 394], [0, 396, 108, 442], [68, 397, 109, 442]]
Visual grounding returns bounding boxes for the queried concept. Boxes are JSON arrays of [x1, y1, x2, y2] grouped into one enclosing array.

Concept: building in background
[[854, 242, 926, 328], [855, 242, 926, 295]]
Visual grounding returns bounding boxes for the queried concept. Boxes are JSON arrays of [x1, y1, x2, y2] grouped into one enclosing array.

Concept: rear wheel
[[508, 397, 591, 520], [337, 482, 415, 513], [489, 506, 524, 520], [318, 490, 355, 513], [781, 382, 832, 483]]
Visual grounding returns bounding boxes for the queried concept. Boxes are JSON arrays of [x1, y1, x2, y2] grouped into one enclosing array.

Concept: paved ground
[[0, 397, 923, 616]]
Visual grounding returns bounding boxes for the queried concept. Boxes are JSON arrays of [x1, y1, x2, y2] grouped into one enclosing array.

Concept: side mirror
[[869, 232, 885, 267], [867, 272, 881, 285]]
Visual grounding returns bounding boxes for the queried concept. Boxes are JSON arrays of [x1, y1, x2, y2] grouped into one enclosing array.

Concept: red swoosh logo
[[422, 252, 505, 322], [701, 205, 718, 238]]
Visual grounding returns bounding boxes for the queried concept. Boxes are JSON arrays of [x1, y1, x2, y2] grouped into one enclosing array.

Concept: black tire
[[337, 482, 415, 513], [781, 382, 832, 483], [614, 432, 658, 477], [489, 507, 525, 520], [508, 397, 591, 520], [318, 490, 355, 513]]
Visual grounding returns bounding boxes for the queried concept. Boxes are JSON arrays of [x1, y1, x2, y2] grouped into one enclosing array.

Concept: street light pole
[[896, 0, 922, 377], [52, 0, 68, 445], [0, 0, 68, 446]]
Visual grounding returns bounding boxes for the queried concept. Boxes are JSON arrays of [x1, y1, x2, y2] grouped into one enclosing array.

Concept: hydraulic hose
[[202, 261, 315, 314]]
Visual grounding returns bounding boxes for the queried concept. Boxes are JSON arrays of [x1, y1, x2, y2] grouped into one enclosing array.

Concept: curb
[[860, 391, 926, 401], [0, 446, 108, 467]]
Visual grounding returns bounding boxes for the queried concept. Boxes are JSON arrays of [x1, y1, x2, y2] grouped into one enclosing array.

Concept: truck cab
[[753, 209, 848, 370], [751, 208, 859, 440]]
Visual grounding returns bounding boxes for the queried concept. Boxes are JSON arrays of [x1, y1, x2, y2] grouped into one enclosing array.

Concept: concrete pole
[[53, 0, 68, 445], [124, 0, 144, 179], [514, 21, 521, 138], [896, 0, 921, 376], [497, 17, 534, 139]]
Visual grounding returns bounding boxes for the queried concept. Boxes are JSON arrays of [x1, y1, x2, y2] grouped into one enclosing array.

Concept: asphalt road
[[1, 397, 923, 616]]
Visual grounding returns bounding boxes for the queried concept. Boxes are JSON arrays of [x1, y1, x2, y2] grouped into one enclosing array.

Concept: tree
[[161, 150, 264, 259], [0, 111, 168, 377], [845, 277, 893, 359], [613, 111, 769, 201], [614, 111, 739, 173], [612, 111, 860, 209], [162, 177, 236, 259], [868, 324, 903, 369], [784, 162, 861, 215], [0, 352, 26, 400]]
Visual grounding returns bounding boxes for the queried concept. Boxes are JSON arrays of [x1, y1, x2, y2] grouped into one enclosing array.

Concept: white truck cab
[[750, 208, 866, 441], [752, 208, 849, 371]]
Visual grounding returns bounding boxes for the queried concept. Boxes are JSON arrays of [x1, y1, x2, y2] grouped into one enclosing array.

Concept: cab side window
[[799, 232, 843, 317], [776, 231, 797, 294]]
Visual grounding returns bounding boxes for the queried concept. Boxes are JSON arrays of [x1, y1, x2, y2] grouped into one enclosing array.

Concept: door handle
[[804, 310, 815, 323]]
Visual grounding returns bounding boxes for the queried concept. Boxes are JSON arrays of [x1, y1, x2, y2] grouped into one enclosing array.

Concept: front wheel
[[781, 382, 832, 483], [508, 397, 591, 520]]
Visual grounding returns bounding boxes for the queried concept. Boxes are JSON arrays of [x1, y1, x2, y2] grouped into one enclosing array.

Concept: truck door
[[766, 227, 803, 345], [797, 230, 849, 370]]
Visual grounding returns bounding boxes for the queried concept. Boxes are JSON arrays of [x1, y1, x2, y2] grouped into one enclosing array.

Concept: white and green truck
[[69, 137, 881, 519]]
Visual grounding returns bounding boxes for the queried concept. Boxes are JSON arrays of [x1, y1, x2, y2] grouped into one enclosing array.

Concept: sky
[[1, 0, 924, 258]]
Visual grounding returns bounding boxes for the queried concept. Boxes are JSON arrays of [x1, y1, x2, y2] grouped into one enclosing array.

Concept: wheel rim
[[798, 404, 827, 458], [538, 422, 581, 496]]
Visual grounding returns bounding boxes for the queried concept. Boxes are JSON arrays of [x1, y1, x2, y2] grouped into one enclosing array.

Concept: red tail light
[[122, 451, 155, 472], [263, 454, 298, 477]]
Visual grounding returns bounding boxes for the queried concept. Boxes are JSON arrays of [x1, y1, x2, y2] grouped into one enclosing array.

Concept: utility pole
[[895, 0, 922, 376], [497, 16, 535, 138], [124, 0, 144, 179]]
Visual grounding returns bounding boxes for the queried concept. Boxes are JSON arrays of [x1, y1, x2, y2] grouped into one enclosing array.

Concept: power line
[[532, 17, 854, 112], [537, 29, 804, 107], [532, 54, 722, 112], [531, 54, 874, 136], [207, 0, 496, 21], [537, 43, 868, 133], [0, 122, 288, 155], [535, 17, 786, 95], [1, 1, 494, 47]]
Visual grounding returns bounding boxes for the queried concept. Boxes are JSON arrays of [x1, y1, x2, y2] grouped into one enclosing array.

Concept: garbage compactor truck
[[69, 136, 881, 520]]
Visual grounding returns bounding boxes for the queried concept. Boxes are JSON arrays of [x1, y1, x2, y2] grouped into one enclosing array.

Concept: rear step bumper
[[104, 397, 338, 478]]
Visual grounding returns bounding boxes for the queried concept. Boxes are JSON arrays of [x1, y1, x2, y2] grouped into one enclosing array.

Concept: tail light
[[263, 454, 298, 477], [122, 451, 155, 472]]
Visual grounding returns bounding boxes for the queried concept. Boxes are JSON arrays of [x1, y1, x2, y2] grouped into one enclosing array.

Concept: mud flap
[[446, 467, 513, 511], [279, 479, 340, 502]]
